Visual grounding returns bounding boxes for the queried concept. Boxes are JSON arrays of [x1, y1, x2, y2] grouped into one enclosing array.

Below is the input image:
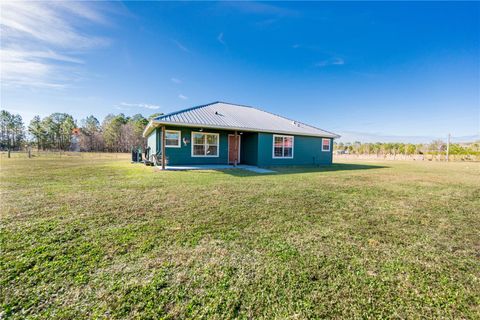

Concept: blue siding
[[147, 126, 333, 166], [257, 133, 332, 166], [157, 126, 231, 165], [240, 132, 258, 165]]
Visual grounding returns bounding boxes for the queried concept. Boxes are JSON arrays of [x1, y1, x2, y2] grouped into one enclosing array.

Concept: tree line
[[0, 110, 25, 151], [2, 108, 479, 156], [0, 109, 162, 153], [334, 141, 480, 156]]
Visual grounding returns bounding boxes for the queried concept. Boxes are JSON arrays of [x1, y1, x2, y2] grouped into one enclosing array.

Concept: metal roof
[[144, 101, 340, 138]]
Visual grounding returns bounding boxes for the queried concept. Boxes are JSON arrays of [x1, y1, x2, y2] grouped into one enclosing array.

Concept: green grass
[[1, 154, 479, 319]]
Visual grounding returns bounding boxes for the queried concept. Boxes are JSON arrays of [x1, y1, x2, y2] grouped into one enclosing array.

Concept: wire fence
[[0, 150, 130, 160], [334, 153, 479, 162]]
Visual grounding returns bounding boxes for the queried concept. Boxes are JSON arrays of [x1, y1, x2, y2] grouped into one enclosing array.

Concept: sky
[[1, 1, 479, 143]]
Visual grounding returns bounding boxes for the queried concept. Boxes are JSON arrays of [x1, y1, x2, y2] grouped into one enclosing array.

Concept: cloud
[[117, 102, 161, 110], [178, 94, 188, 100], [171, 77, 182, 84], [220, 2, 298, 17], [0, 1, 111, 88], [217, 32, 226, 46], [315, 57, 345, 67], [254, 18, 279, 27], [173, 40, 189, 53]]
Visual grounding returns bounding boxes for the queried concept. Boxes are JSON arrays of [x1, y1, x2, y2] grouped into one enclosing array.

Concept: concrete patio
[[156, 164, 276, 174]]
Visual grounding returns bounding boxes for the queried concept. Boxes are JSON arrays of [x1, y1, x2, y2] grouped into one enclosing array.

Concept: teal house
[[143, 102, 339, 168]]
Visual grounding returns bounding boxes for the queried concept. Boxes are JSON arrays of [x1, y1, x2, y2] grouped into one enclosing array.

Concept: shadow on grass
[[219, 163, 389, 177]]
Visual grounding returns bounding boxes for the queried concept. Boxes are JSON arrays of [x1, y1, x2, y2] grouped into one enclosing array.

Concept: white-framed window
[[273, 135, 294, 159], [322, 138, 331, 152], [165, 130, 181, 148], [191, 132, 219, 157]]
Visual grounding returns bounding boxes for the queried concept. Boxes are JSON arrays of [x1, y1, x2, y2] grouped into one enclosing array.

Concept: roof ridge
[[154, 101, 220, 120], [153, 101, 339, 138], [215, 101, 258, 109], [219, 102, 337, 136]]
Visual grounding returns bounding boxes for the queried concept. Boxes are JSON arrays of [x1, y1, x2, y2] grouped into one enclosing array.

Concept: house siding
[[152, 126, 231, 165], [147, 130, 157, 157], [256, 133, 332, 166], [146, 127, 333, 166], [240, 132, 258, 165]]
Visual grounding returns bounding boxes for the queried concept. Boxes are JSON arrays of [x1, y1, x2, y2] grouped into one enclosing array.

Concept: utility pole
[[446, 133, 450, 162]]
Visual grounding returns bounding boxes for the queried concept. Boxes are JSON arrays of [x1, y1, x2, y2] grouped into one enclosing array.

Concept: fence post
[[446, 133, 450, 162]]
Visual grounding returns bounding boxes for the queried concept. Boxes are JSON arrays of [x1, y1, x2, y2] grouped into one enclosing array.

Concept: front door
[[228, 135, 241, 164]]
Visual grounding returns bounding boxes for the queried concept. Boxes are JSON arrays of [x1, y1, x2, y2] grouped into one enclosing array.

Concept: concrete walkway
[[158, 164, 275, 173], [238, 165, 276, 173]]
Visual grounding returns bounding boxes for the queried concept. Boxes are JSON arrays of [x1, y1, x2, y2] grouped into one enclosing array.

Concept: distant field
[[1, 155, 479, 318]]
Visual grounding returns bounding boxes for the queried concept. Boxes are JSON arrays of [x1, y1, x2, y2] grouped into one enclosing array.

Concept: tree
[[79, 115, 103, 151], [127, 114, 148, 149], [0, 110, 25, 152], [40, 113, 76, 150], [29, 116, 45, 150], [405, 144, 416, 155], [28, 113, 76, 151], [148, 113, 164, 120], [102, 114, 127, 152]]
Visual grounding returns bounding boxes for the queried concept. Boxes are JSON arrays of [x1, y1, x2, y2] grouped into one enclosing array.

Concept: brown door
[[228, 135, 241, 164]]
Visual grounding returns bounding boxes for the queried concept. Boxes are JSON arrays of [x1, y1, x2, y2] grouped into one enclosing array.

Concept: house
[[143, 101, 340, 168], [70, 128, 81, 152]]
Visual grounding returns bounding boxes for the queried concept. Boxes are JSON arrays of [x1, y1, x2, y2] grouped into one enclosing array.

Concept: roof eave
[[142, 121, 156, 137], [145, 120, 340, 138]]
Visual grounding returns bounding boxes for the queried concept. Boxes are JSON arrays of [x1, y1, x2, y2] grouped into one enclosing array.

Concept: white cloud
[[171, 77, 182, 84], [217, 32, 226, 46], [173, 40, 189, 53], [315, 57, 345, 67], [178, 94, 188, 100], [118, 102, 161, 110], [0, 1, 111, 88], [221, 2, 298, 17]]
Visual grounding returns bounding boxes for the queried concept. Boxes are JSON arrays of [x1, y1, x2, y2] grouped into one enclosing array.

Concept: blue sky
[[1, 1, 479, 142]]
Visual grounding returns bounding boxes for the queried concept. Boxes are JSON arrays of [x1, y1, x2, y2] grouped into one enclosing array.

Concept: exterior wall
[[240, 132, 258, 165], [146, 126, 333, 166], [146, 129, 158, 157], [256, 133, 333, 166], [159, 126, 231, 165]]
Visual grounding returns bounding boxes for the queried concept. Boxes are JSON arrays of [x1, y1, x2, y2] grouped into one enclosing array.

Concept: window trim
[[164, 130, 181, 148], [191, 131, 220, 157], [272, 134, 294, 159], [322, 138, 331, 152]]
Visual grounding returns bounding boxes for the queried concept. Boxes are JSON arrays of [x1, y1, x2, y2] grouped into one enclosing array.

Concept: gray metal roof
[[145, 101, 339, 138]]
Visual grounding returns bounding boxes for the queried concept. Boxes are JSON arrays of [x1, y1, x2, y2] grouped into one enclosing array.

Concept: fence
[[0, 150, 130, 160], [334, 153, 479, 162]]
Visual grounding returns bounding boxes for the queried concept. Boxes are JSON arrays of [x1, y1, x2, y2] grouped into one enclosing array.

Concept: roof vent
[[292, 121, 300, 127]]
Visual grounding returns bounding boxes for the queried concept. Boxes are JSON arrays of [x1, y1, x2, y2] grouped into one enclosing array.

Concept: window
[[165, 130, 181, 147], [273, 135, 294, 158], [322, 138, 330, 152], [192, 132, 219, 157]]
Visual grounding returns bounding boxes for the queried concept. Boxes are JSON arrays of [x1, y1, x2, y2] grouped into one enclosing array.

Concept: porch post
[[161, 125, 166, 170], [234, 130, 238, 167]]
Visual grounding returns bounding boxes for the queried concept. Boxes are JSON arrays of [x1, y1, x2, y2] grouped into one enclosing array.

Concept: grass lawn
[[1, 154, 479, 319]]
